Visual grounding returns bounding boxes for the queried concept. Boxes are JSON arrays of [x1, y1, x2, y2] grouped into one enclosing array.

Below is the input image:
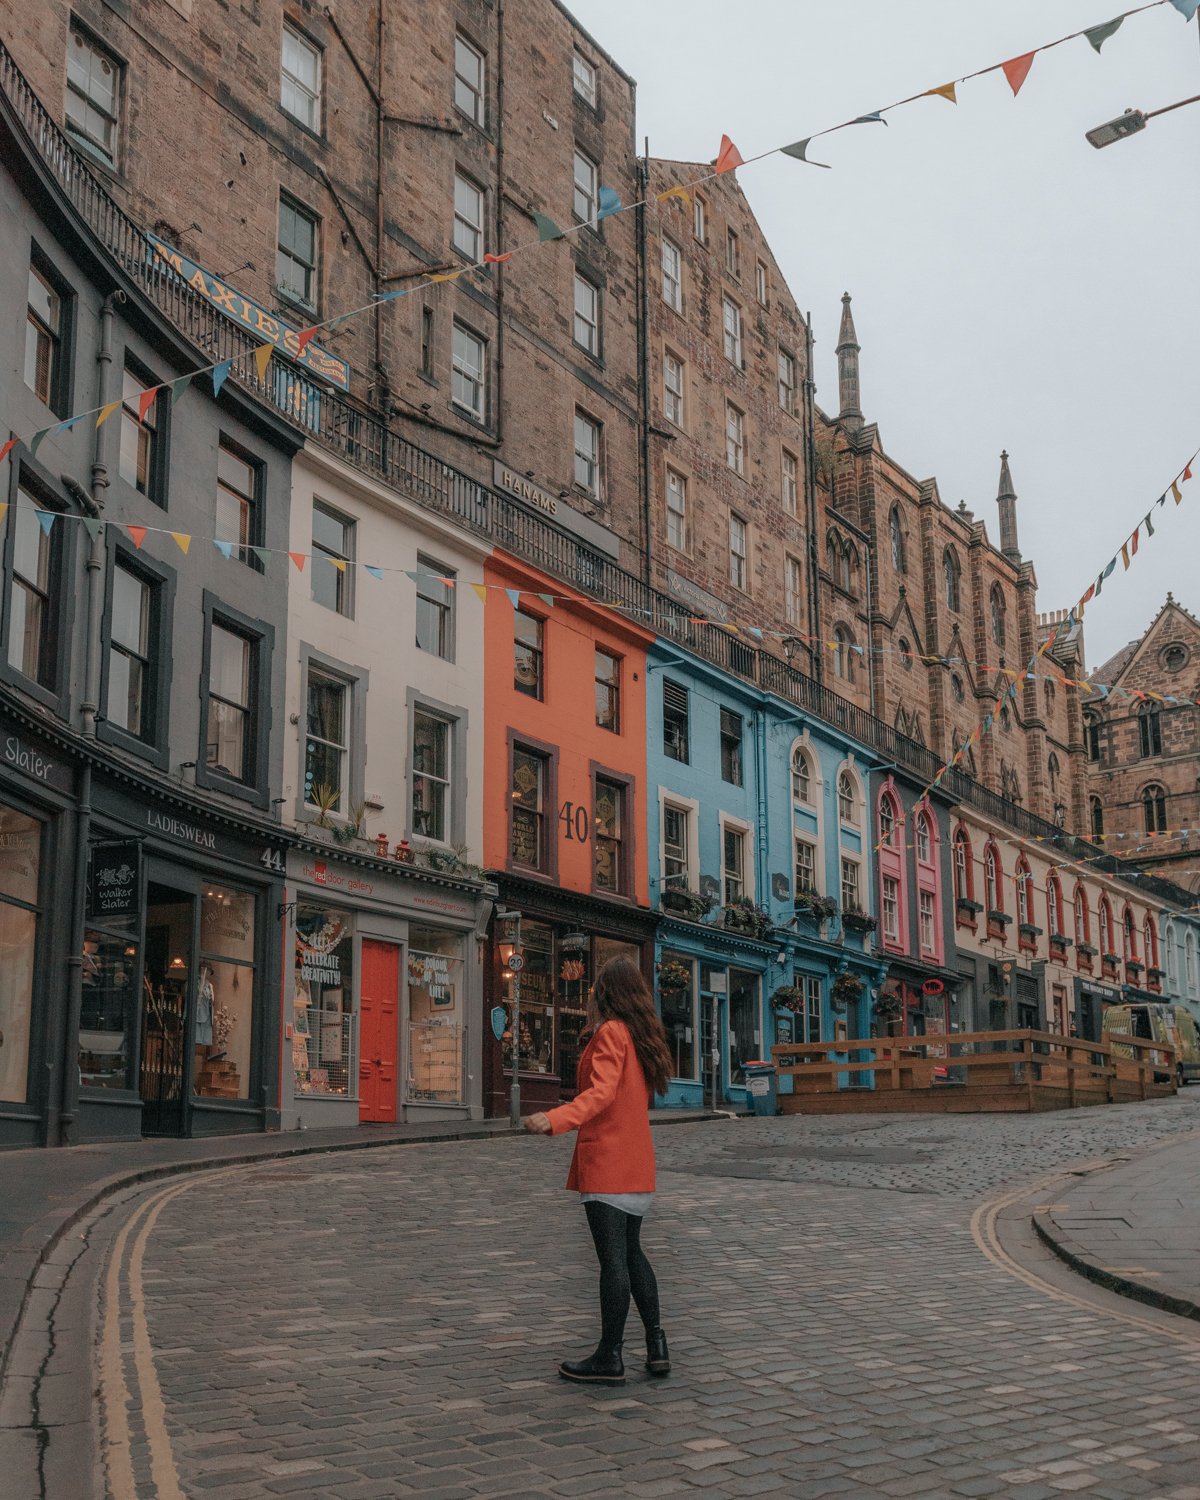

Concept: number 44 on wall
[[559, 802, 590, 842], [259, 848, 286, 873]]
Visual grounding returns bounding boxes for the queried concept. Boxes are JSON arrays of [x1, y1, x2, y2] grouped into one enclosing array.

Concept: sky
[[566, 0, 1200, 672]]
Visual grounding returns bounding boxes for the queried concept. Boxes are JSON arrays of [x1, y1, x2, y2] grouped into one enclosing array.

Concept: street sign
[[490, 1005, 507, 1041], [508, 953, 525, 972]]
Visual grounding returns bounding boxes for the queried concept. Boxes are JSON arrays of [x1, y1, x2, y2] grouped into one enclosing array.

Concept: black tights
[[584, 1201, 660, 1351]]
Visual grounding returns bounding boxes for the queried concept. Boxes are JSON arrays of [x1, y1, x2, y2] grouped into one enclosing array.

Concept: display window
[[0, 803, 40, 1104], [295, 905, 354, 1095], [82, 841, 141, 1092], [501, 919, 554, 1075], [197, 884, 256, 1099], [659, 949, 696, 1081], [408, 925, 465, 1104]]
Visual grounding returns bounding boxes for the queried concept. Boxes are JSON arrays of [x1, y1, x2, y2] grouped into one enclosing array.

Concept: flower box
[[1049, 933, 1072, 948], [1147, 967, 1167, 980], [1018, 924, 1043, 938], [662, 889, 714, 922], [842, 909, 878, 934], [1076, 942, 1098, 956], [1102, 953, 1122, 967], [795, 894, 839, 924], [1125, 959, 1145, 973], [957, 898, 984, 915], [720, 900, 771, 939], [988, 911, 1013, 926]]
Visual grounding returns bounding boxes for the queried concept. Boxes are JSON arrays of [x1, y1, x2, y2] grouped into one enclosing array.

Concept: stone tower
[[836, 292, 862, 432], [997, 450, 1021, 562]]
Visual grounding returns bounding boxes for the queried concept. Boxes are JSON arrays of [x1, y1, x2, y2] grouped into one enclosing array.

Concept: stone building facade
[[1083, 595, 1200, 892]]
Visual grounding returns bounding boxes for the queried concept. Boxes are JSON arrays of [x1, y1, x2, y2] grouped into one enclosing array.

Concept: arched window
[[916, 814, 931, 864], [954, 828, 973, 902], [1099, 898, 1114, 957], [878, 792, 897, 846], [838, 771, 856, 824], [1091, 797, 1105, 839], [1165, 920, 1176, 984], [1122, 906, 1136, 961], [844, 544, 857, 594], [1143, 785, 1167, 833], [990, 584, 1006, 647], [944, 548, 960, 611], [1048, 753, 1060, 796], [890, 506, 905, 572], [1084, 713, 1101, 763], [1144, 914, 1158, 972], [899, 638, 913, 672], [1139, 708, 1162, 758], [1073, 885, 1090, 947], [1187, 930, 1198, 994], [1047, 874, 1063, 937], [985, 845, 999, 912], [791, 747, 810, 804], [833, 625, 855, 682], [1015, 859, 1034, 927]]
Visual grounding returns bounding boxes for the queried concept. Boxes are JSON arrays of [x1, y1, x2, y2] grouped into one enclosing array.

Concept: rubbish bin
[[741, 1061, 777, 1117]]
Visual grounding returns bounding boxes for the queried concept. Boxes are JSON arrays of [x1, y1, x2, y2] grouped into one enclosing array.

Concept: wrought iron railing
[[6, 37, 1193, 908]]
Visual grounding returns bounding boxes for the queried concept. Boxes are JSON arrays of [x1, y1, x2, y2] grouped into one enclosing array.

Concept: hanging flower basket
[[830, 972, 863, 1012], [771, 984, 803, 1013], [841, 908, 878, 935], [795, 894, 839, 924], [658, 960, 693, 995], [874, 991, 903, 1022]]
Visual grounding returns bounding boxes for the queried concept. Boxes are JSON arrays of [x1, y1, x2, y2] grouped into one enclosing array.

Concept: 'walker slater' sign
[[89, 842, 140, 919]]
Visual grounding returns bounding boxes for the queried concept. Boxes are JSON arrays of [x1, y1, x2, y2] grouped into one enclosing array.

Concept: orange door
[[359, 939, 399, 1122]]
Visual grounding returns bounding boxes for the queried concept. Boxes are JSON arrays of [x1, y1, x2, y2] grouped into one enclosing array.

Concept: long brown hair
[[592, 956, 673, 1097]]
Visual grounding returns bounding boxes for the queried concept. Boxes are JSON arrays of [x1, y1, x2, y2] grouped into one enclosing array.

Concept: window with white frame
[[723, 825, 745, 903], [791, 747, 810, 803], [664, 352, 684, 426], [661, 238, 681, 310], [67, 24, 121, 165], [573, 150, 597, 224], [454, 35, 484, 123], [1017, 866, 1031, 925], [666, 470, 686, 550], [574, 411, 599, 493], [453, 173, 483, 259], [916, 815, 931, 864], [726, 228, 739, 277], [985, 847, 998, 911], [795, 839, 816, 895], [756, 260, 768, 305], [919, 890, 936, 953], [841, 858, 859, 912], [694, 195, 706, 242], [723, 298, 742, 364], [778, 349, 795, 409], [785, 555, 802, 626], [726, 403, 744, 473], [838, 771, 856, 823], [305, 668, 347, 813], [452, 323, 485, 418], [663, 804, 689, 891], [573, 50, 596, 105], [281, 24, 321, 130], [729, 513, 747, 590], [782, 449, 797, 515], [574, 274, 598, 354], [882, 877, 899, 941]]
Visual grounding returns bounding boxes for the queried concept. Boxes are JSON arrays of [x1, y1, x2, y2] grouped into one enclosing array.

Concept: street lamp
[[494, 907, 523, 1128], [1086, 96, 1200, 149]]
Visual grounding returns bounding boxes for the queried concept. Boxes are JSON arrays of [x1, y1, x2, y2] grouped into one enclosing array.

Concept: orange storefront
[[480, 551, 658, 1117]]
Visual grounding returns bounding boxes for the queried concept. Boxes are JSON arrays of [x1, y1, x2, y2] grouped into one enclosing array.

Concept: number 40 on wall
[[559, 802, 590, 842]]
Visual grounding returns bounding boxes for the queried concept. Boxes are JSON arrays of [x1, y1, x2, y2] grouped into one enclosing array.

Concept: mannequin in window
[[196, 962, 215, 1050]]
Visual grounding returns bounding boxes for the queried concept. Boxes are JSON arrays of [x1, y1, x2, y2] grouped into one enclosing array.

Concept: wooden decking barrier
[[770, 1029, 1178, 1114]]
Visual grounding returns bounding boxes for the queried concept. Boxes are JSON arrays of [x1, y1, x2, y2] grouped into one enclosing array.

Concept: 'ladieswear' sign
[[89, 843, 141, 919]]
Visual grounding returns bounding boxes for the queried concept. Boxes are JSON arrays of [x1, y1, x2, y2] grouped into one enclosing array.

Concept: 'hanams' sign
[[147, 233, 350, 391]]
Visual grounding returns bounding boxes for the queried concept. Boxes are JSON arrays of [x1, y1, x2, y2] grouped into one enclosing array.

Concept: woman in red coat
[[526, 956, 674, 1386]]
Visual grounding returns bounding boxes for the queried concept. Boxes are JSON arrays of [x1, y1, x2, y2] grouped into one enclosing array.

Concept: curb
[[1031, 1213, 1200, 1324]]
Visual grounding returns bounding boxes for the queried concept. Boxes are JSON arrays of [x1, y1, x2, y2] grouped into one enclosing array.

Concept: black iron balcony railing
[[2, 39, 1193, 911]]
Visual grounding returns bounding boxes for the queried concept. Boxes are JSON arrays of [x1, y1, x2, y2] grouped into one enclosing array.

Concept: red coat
[[545, 1020, 656, 1193]]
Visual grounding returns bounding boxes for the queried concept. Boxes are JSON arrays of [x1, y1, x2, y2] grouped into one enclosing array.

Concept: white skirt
[[580, 1192, 653, 1216]]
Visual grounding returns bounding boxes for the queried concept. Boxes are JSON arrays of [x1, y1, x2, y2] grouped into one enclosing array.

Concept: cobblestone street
[[100, 1098, 1200, 1500]]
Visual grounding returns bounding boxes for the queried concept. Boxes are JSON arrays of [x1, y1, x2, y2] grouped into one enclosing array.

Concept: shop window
[[795, 839, 816, 896], [119, 359, 168, 506], [510, 744, 551, 872], [197, 884, 257, 1100], [501, 920, 554, 1076], [277, 196, 318, 311], [594, 776, 626, 893], [6, 485, 66, 695], [595, 648, 619, 732], [720, 707, 743, 786], [198, 594, 272, 806], [215, 443, 261, 569], [723, 825, 744, 902], [514, 610, 544, 698], [663, 804, 690, 892], [0, 804, 40, 1104], [305, 668, 347, 813], [311, 500, 354, 616], [415, 555, 455, 659], [663, 678, 688, 762], [659, 949, 695, 1081], [66, 23, 121, 165], [281, 23, 322, 130], [454, 34, 484, 124], [412, 709, 451, 842], [408, 926, 465, 1104], [294, 906, 354, 1097]]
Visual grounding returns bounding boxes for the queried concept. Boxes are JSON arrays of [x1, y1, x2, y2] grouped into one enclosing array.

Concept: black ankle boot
[[645, 1327, 670, 1377], [559, 1342, 625, 1385]]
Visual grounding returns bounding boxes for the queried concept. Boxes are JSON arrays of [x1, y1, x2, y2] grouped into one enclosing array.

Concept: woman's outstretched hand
[[524, 1112, 552, 1135]]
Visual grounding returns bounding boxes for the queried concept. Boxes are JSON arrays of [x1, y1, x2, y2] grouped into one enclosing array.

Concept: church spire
[[836, 292, 862, 431], [996, 450, 1020, 561]]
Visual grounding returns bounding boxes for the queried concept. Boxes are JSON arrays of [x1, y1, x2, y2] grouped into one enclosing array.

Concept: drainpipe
[[803, 314, 822, 683], [755, 709, 769, 909], [863, 542, 876, 715], [495, 2, 505, 444], [82, 291, 120, 738], [58, 763, 92, 1145], [637, 143, 652, 589], [375, 0, 386, 400]]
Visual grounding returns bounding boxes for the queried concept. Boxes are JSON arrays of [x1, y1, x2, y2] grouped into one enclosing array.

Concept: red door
[[359, 940, 399, 1122]]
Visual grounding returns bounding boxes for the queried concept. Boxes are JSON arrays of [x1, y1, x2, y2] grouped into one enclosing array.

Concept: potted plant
[[771, 984, 803, 1013], [841, 907, 877, 935], [795, 893, 839, 925], [658, 960, 692, 996], [830, 971, 863, 1012], [721, 896, 771, 939]]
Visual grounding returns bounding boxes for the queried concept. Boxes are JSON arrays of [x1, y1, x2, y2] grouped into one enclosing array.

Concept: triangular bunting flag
[[1094, 558, 1117, 595], [127, 525, 148, 549], [296, 328, 318, 355], [1172, 481, 1183, 505], [137, 388, 158, 424], [1121, 542, 1130, 570], [1145, 510, 1155, 537], [1132, 527, 1139, 555], [748, 628, 764, 641], [484, 251, 513, 264], [34, 510, 56, 536], [1084, 17, 1123, 51], [1184, 463, 1193, 481], [427, 272, 463, 284], [83, 518, 103, 542], [212, 360, 232, 398], [0, 503, 7, 528], [538, 593, 555, 606], [170, 532, 191, 553], [170, 374, 194, 407], [331, 558, 347, 572], [403, 570, 420, 582], [1156, 492, 1167, 507], [374, 288, 407, 305], [214, 539, 234, 560], [1169, 0, 1200, 19], [532, 212, 564, 242], [365, 565, 383, 580], [504, 588, 521, 608], [252, 547, 271, 570], [253, 343, 273, 380], [471, 583, 488, 605], [780, 138, 831, 168], [1001, 52, 1036, 96], [0, 439, 14, 465], [289, 552, 307, 572], [925, 82, 957, 103], [597, 186, 622, 220], [96, 401, 120, 428], [327, 312, 359, 332], [715, 135, 744, 174], [656, 185, 691, 207], [851, 112, 887, 125], [29, 428, 51, 458]]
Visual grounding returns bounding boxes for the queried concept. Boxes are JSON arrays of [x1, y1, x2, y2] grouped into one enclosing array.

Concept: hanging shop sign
[[147, 233, 350, 391], [89, 842, 141, 919]]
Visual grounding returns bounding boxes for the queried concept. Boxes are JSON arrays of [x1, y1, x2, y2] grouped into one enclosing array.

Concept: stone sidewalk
[[1036, 1128, 1200, 1321]]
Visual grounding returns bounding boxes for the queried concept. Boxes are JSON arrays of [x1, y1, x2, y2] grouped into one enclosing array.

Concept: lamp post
[[1085, 96, 1200, 149], [496, 908, 523, 1128]]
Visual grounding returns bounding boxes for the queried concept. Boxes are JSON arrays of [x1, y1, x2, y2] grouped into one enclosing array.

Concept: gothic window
[[843, 543, 857, 594], [889, 506, 905, 572], [944, 547, 960, 612], [990, 584, 1005, 647], [1085, 713, 1101, 763], [1143, 784, 1167, 833], [899, 637, 913, 672], [1139, 708, 1162, 758], [1090, 796, 1104, 838], [951, 673, 965, 703], [833, 625, 855, 682]]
